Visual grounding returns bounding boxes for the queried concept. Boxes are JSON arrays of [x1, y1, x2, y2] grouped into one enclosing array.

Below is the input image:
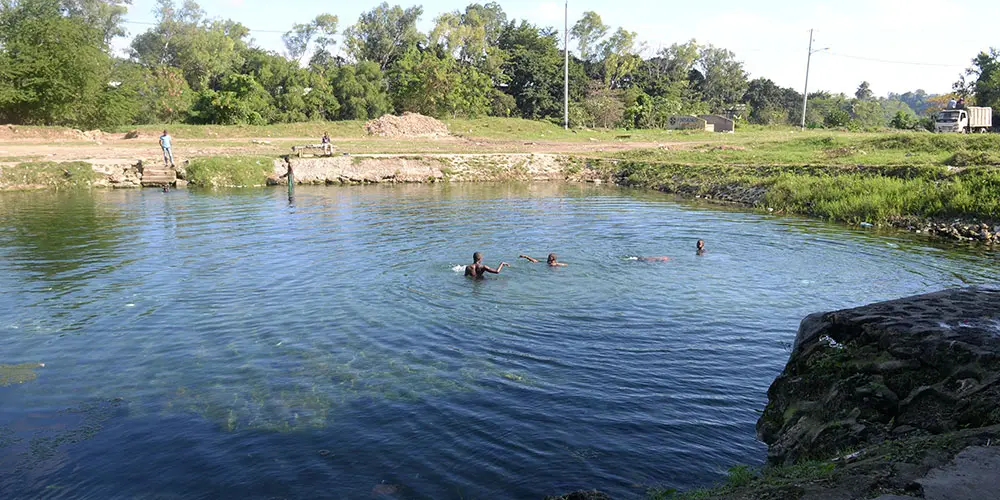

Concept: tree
[[0, 0, 117, 125], [597, 27, 642, 89], [890, 110, 918, 130], [429, 3, 508, 84], [955, 48, 1000, 121], [855, 81, 873, 101], [188, 73, 271, 124], [635, 40, 700, 102], [389, 48, 490, 118], [696, 44, 748, 112], [744, 78, 788, 125], [130, 0, 250, 91], [135, 65, 194, 123], [343, 2, 423, 71], [570, 11, 607, 63], [824, 109, 851, 128], [61, 0, 132, 47], [282, 14, 338, 66], [498, 21, 585, 120], [330, 61, 392, 120]]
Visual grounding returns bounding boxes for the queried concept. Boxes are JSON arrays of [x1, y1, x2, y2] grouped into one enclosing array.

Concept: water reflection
[[0, 191, 126, 287]]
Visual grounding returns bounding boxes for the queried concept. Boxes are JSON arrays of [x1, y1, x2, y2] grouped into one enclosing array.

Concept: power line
[[121, 19, 288, 34]]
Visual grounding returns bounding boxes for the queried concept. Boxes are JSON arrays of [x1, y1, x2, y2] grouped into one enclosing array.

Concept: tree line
[[1, 0, 998, 130]]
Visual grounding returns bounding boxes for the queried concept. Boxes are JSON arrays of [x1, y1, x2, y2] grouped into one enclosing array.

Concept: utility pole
[[564, 0, 569, 130], [800, 29, 828, 130]]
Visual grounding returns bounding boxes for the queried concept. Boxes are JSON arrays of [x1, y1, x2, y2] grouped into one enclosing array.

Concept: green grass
[[0, 161, 97, 189], [597, 142, 1000, 224], [185, 155, 275, 187]]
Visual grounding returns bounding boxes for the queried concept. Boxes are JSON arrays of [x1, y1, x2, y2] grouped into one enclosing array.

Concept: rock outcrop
[[272, 154, 575, 185], [90, 161, 142, 188], [758, 287, 1000, 466]]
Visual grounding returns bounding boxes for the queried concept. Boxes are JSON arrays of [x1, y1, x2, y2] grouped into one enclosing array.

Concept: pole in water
[[287, 163, 294, 203]]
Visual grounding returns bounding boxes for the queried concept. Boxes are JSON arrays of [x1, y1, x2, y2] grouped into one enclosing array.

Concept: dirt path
[[0, 130, 701, 166]]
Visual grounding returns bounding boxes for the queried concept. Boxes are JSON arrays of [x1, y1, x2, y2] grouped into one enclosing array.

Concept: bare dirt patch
[[364, 113, 450, 138]]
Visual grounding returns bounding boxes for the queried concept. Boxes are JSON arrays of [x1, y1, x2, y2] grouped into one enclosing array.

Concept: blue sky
[[116, 0, 1000, 96]]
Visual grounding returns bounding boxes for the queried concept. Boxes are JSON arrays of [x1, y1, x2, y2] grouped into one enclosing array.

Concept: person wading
[[465, 252, 508, 279]]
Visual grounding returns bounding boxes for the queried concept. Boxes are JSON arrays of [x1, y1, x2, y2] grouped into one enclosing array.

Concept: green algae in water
[[5, 398, 126, 474], [151, 344, 524, 433], [0, 362, 44, 387]]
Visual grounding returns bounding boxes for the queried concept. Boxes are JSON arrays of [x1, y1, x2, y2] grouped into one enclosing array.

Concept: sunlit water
[[0, 183, 997, 499]]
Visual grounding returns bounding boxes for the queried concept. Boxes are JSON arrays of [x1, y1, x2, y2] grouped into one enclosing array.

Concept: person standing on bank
[[160, 130, 174, 167]]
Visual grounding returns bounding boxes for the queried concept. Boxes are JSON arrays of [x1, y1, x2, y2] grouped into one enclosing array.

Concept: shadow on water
[[0, 191, 127, 288]]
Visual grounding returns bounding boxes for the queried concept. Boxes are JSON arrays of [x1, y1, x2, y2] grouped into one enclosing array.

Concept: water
[[0, 183, 996, 499]]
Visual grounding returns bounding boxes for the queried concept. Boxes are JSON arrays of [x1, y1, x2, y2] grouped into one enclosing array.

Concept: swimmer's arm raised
[[518, 255, 539, 263], [485, 262, 508, 274]]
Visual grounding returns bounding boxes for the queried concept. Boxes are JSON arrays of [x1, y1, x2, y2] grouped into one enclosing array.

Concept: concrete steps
[[141, 166, 177, 187]]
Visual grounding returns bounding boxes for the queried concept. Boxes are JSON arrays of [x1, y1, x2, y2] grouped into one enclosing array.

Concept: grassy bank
[[185, 156, 274, 187], [592, 134, 1000, 225], [0, 161, 96, 190]]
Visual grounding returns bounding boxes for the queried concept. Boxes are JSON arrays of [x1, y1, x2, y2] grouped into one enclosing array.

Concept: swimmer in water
[[465, 252, 508, 279], [518, 253, 568, 267], [696, 239, 705, 256], [637, 256, 670, 262]]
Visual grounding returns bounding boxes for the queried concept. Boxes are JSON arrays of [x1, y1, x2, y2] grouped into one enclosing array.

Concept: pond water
[[0, 183, 997, 499]]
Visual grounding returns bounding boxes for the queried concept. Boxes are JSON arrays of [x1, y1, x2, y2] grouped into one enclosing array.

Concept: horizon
[[112, 0, 999, 98]]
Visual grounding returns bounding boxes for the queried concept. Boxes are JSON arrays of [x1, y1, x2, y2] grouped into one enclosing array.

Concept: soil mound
[[364, 113, 449, 138]]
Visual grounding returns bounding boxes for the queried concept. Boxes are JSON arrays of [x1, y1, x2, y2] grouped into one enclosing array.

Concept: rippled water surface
[[1, 184, 997, 498]]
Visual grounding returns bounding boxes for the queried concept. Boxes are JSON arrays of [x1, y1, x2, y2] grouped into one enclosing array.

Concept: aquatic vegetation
[[0, 426, 21, 449], [0, 362, 44, 387], [151, 341, 511, 433], [5, 399, 126, 474]]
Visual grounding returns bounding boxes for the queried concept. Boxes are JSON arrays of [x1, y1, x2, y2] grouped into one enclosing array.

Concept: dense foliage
[[0, 0, 994, 130]]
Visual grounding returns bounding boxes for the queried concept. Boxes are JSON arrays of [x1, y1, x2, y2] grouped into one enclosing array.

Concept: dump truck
[[934, 106, 992, 133]]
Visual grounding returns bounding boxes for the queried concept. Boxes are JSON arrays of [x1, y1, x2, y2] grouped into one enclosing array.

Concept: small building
[[699, 115, 736, 133], [667, 115, 711, 131]]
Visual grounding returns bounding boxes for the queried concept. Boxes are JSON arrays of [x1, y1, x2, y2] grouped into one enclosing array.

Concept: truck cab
[[934, 109, 966, 133]]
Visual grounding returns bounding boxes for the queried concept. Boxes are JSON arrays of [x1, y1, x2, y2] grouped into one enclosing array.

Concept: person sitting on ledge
[[321, 132, 333, 156], [465, 252, 508, 279], [519, 253, 568, 267]]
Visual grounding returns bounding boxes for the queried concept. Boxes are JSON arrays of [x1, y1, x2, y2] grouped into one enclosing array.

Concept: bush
[[890, 110, 918, 130], [823, 109, 852, 128]]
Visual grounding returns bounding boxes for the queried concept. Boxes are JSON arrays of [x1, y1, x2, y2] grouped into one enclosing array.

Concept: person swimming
[[637, 256, 670, 262], [696, 239, 705, 256], [465, 252, 508, 279], [518, 253, 568, 267]]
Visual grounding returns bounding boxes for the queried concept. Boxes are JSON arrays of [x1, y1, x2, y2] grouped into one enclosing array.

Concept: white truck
[[935, 106, 992, 133]]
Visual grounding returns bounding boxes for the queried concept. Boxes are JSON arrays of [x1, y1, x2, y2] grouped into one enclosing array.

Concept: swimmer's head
[[473, 252, 482, 263], [547, 253, 557, 264], [697, 240, 705, 250]]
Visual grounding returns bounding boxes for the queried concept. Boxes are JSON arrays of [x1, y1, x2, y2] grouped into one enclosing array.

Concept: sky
[[114, 0, 1000, 97]]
